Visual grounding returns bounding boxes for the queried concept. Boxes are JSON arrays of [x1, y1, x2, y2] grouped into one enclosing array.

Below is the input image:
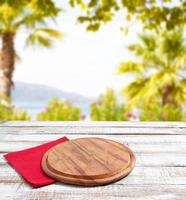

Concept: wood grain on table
[[0, 121, 186, 200]]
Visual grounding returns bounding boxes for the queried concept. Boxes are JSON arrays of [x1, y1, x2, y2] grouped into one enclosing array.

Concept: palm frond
[[26, 28, 62, 48], [138, 33, 156, 51], [151, 70, 176, 87], [15, 52, 21, 63], [14, 12, 46, 29], [160, 29, 184, 57], [117, 61, 143, 75], [0, 0, 62, 33], [38, 28, 61, 38]]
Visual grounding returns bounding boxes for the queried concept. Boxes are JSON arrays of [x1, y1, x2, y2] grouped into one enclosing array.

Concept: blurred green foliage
[[0, 99, 30, 121], [90, 89, 128, 121], [117, 28, 186, 121], [37, 98, 81, 121], [72, 0, 186, 31], [140, 102, 184, 121], [118, 29, 186, 110], [1, 1, 185, 122]]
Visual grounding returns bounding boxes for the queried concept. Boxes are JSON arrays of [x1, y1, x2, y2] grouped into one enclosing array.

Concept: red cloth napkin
[[4, 136, 69, 188]]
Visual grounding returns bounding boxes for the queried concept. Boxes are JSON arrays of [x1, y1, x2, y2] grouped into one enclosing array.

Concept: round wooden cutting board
[[42, 137, 135, 186]]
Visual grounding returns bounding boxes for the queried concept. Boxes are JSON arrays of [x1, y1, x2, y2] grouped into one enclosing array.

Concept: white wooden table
[[0, 121, 186, 200]]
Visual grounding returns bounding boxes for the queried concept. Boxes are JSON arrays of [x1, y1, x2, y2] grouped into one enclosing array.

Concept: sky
[[13, 3, 142, 98]]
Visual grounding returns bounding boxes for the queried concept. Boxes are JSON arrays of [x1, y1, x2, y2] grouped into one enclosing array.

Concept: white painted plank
[[1, 135, 186, 166], [1, 121, 186, 128], [0, 140, 185, 153], [1, 152, 186, 167], [0, 165, 186, 185], [0, 126, 185, 135], [1, 134, 186, 144], [0, 183, 185, 200]]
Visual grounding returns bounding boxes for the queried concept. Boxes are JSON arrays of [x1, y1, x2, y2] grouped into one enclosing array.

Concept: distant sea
[[14, 101, 90, 119]]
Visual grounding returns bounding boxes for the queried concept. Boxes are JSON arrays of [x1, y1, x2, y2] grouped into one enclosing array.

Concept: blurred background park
[[0, 0, 186, 121]]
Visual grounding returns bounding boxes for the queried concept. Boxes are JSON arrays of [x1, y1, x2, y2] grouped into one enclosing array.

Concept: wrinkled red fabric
[[4, 136, 69, 188]]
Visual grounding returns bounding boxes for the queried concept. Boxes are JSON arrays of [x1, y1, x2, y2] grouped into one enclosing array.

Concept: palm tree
[[0, 0, 61, 98], [118, 29, 186, 110]]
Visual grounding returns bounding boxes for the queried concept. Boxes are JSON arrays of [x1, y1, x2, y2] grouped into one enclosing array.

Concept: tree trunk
[[0, 32, 15, 98], [162, 84, 176, 106]]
